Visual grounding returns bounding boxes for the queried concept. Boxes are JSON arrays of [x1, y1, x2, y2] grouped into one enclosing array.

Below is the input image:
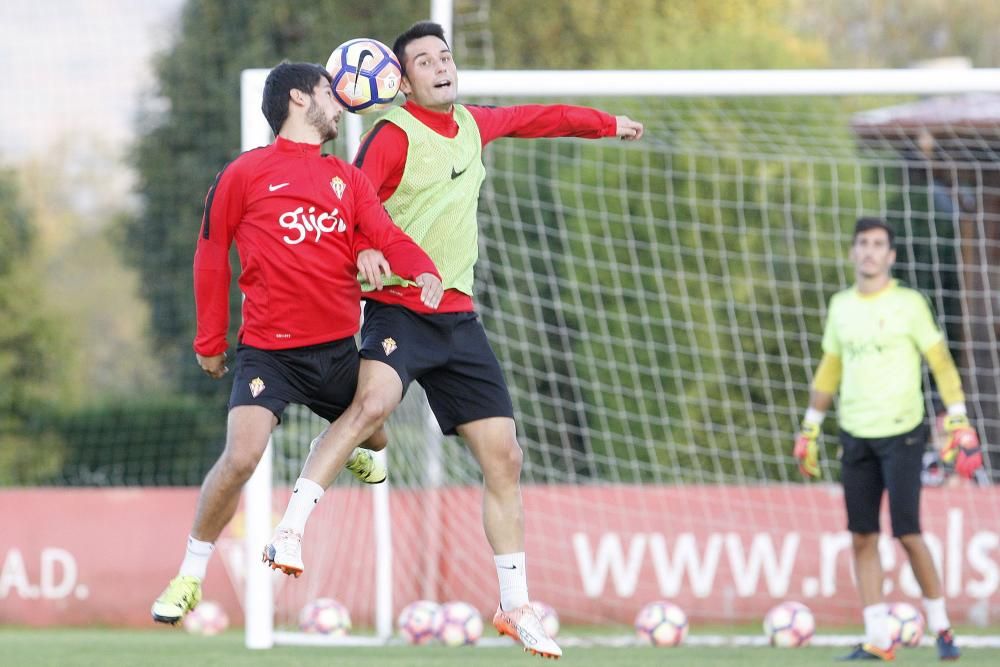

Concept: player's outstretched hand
[[793, 421, 821, 479], [615, 115, 644, 141], [357, 249, 390, 290], [416, 273, 443, 310], [197, 352, 228, 379], [941, 414, 983, 479]]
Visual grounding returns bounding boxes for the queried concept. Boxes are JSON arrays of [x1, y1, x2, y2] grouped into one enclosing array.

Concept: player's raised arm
[[467, 103, 641, 144]]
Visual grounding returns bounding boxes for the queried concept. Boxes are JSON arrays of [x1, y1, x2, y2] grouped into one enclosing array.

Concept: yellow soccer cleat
[[345, 448, 387, 484], [151, 574, 202, 624]]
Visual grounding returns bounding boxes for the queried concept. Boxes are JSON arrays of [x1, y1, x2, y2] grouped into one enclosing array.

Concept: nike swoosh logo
[[269, 182, 289, 192], [497, 564, 517, 570], [354, 49, 373, 95], [451, 166, 467, 179]]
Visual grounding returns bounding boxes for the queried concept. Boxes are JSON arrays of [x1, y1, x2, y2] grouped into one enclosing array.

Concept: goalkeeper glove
[[941, 414, 983, 479], [794, 421, 821, 479]]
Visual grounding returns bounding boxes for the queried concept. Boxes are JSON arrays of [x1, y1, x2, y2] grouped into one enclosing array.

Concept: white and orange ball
[[888, 602, 925, 648], [635, 600, 688, 647], [298, 597, 351, 636], [764, 601, 815, 647], [397, 600, 442, 645], [182, 600, 229, 636], [434, 601, 484, 647], [326, 38, 401, 114]]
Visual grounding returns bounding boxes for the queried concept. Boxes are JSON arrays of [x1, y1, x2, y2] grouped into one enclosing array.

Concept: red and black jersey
[[193, 136, 438, 356], [353, 100, 618, 313]]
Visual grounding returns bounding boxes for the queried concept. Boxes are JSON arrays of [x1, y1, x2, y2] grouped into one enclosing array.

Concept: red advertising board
[[2, 485, 998, 627]]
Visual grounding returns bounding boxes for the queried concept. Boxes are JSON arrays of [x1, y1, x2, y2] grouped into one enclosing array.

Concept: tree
[[0, 169, 69, 484]]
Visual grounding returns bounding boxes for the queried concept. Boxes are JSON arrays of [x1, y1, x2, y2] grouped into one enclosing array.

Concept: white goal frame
[[240, 67, 1000, 650]]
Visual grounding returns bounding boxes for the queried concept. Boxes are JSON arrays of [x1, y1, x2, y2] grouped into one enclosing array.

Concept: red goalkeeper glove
[[794, 421, 821, 479], [941, 414, 983, 479]]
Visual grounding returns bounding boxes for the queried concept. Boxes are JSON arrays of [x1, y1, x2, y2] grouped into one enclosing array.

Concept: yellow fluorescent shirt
[[821, 280, 943, 438]]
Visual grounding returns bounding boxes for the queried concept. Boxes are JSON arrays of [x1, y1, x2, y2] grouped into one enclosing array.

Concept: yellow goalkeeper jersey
[[822, 280, 944, 438]]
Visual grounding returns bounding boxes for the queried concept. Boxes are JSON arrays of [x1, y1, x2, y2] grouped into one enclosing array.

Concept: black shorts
[[359, 301, 514, 436], [840, 423, 928, 538], [228, 338, 359, 423]]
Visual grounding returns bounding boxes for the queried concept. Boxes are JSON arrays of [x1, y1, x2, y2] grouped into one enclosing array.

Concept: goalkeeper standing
[[263, 21, 643, 659], [794, 217, 982, 662]]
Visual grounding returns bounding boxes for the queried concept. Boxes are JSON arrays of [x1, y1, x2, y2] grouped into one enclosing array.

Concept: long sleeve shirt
[[193, 136, 438, 356]]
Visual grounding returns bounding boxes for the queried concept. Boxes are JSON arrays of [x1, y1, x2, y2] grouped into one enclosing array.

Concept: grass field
[[3, 629, 998, 667]]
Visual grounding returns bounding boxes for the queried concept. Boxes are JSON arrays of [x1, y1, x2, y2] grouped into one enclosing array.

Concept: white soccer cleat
[[262, 527, 304, 577], [493, 603, 563, 659]]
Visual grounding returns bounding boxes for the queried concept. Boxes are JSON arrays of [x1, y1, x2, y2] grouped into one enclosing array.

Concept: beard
[[306, 99, 338, 142]]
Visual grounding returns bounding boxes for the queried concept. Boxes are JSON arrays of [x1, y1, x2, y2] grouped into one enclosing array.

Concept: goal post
[[241, 68, 1000, 649]]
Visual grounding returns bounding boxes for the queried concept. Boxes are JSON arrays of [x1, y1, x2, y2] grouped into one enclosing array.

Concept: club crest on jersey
[[382, 337, 397, 356], [249, 377, 265, 398], [330, 176, 346, 199]]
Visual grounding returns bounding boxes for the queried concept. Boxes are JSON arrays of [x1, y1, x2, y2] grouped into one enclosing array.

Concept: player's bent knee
[[486, 439, 523, 484], [220, 448, 263, 482], [353, 394, 394, 430]]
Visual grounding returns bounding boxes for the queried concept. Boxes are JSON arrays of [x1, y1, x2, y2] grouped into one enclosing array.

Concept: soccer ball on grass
[[888, 602, 925, 648], [182, 600, 229, 636], [434, 601, 483, 647], [397, 599, 442, 645], [763, 601, 815, 647], [298, 597, 351, 636], [634, 600, 688, 647]]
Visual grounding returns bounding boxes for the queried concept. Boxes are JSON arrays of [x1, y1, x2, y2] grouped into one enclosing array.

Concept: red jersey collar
[[402, 100, 459, 137], [274, 135, 323, 155]]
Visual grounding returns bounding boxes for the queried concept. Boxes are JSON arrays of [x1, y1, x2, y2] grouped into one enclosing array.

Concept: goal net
[[242, 68, 1000, 647]]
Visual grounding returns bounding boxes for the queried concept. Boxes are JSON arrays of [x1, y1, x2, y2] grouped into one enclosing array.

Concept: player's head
[[850, 217, 896, 279], [393, 21, 456, 111], [261, 61, 342, 140]]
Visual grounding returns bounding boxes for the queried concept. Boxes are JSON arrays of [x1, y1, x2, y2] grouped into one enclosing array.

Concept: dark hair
[[261, 61, 332, 135], [853, 217, 895, 247], [392, 21, 449, 73]]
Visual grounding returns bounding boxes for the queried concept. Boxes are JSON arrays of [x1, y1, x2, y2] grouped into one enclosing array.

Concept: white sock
[[277, 477, 325, 535], [178, 536, 214, 580], [863, 603, 892, 650], [495, 552, 529, 610], [923, 597, 951, 634]]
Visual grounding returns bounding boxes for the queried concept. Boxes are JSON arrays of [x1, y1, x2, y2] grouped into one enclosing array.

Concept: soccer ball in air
[[763, 601, 815, 647], [888, 602, 925, 648], [397, 600, 442, 645], [182, 600, 229, 636], [634, 600, 688, 647], [298, 597, 352, 636], [530, 600, 560, 638], [326, 38, 401, 114], [434, 601, 484, 647]]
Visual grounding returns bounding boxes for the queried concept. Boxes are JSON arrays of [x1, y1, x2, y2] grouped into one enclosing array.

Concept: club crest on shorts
[[249, 377, 265, 398], [381, 337, 397, 356], [330, 176, 346, 199]]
